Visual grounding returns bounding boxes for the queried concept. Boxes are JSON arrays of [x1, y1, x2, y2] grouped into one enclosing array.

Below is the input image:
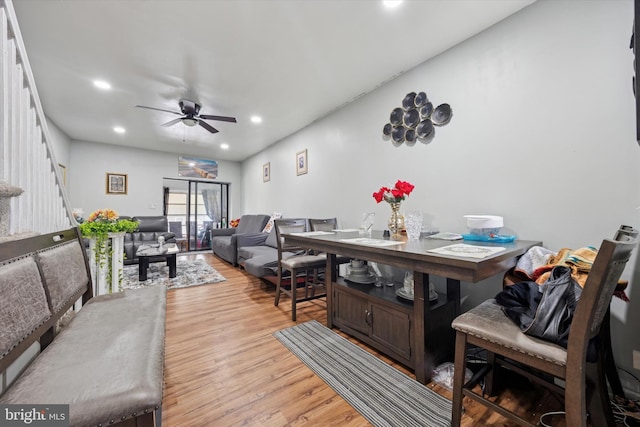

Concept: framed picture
[[106, 172, 128, 195], [296, 149, 308, 175], [178, 156, 218, 179], [58, 163, 66, 185], [263, 162, 271, 182]]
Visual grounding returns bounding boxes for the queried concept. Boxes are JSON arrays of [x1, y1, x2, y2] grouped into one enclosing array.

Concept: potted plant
[[79, 209, 138, 292]]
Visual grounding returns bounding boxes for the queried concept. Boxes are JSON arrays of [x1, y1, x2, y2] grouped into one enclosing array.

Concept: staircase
[[0, 0, 73, 238]]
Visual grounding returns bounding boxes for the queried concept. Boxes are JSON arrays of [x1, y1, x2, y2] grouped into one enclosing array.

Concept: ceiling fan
[[135, 99, 237, 134]]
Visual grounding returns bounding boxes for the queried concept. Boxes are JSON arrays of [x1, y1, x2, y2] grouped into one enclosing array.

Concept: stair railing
[[0, 0, 74, 237]]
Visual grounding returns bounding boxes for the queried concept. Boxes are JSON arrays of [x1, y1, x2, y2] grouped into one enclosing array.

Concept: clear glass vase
[[387, 202, 405, 235]]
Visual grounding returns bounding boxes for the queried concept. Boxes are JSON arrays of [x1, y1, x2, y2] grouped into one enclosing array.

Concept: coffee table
[[136, 243, 179, 281]]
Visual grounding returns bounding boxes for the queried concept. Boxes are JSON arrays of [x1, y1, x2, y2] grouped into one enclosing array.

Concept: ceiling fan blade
[[199, 114, 237, 123], [135, 105, 182, 115], [198, 120, 219, 134], [161, 117, 184, 127]]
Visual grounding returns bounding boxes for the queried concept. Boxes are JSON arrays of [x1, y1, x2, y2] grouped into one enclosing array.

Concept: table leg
[[445, 278, 462, 370], [139, 257, 149, 281], [414, 271, 428, 383], [326, 254, 336, 329], [168, 254, 177, 278], [447, 277, 461, 317]]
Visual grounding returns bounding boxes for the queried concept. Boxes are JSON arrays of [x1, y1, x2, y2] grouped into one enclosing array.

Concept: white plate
[[395, 288, 438, 302], [396, 288, 414, 301], [344, 273, 377, 284]]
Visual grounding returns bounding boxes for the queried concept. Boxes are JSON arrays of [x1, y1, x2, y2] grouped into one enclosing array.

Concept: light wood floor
[[162, 253, 565, 427]]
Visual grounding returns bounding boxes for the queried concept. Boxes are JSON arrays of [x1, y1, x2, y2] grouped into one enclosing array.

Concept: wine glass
[[361, 212, 375, 236]]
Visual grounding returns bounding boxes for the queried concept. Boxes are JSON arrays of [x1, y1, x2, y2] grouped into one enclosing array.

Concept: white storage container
[[464, 215, 503, 236]]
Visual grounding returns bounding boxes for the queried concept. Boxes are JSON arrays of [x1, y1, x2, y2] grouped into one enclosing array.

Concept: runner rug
[[274, 320, 452, 427], [122, 258, 226, 290]]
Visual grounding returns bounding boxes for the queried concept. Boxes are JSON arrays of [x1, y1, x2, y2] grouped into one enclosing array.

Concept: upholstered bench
[[0, 227, 165, 427]]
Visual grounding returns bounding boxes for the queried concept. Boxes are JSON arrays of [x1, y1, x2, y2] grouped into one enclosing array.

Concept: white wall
[[45, 117, 71, 191], [241, 0, 640, 382], [69, 140, 243, 218]]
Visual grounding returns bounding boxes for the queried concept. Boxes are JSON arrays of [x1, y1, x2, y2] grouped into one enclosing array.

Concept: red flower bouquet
[[373, 180, 415, 204]]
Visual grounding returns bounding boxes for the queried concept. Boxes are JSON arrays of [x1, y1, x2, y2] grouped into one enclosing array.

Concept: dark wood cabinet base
[[333, 279, 455, 380]]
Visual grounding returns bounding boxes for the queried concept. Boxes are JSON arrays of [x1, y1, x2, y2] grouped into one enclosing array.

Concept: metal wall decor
[[382, 91, 452, 145]]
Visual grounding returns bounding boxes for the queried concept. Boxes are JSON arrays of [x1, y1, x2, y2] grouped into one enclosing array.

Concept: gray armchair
[[211, 214, 270, 265]]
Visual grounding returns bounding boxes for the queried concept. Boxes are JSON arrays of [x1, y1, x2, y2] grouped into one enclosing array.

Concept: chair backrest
[[309, 218, 337, 232], [132, 216, 168, 232], [613, 224, 639, 241], [567, 226, 638, 363], [274, 218, 308, 256], [168, 221, 183, 238], [236, 214, 270, 234]]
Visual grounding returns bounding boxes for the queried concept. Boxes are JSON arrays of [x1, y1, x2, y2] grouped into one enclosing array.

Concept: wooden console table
[[284, 230, 541, 384]]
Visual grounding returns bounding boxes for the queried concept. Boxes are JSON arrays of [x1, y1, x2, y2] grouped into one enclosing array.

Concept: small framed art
[[296, 149, 308, 175], [106, 172, 128, 195], [263, 162, 271, 182]]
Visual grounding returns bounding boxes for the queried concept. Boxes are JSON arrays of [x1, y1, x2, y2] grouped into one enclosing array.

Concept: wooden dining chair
[[308, 217, 351, 259], [308, 217, 338, 232], [274, 218, 327, 321], [450, 226, 638, 427]]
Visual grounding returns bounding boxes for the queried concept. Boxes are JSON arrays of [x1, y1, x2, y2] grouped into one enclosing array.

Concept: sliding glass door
[[163, 178, 229, 252]]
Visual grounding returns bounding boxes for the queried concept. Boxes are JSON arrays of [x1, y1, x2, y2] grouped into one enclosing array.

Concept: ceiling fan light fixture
[[182, 117, 198, 127]]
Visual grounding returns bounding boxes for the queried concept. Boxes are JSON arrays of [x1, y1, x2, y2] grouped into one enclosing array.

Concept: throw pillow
[[262, 212, 282, 233], [265, 227, 278, 248]]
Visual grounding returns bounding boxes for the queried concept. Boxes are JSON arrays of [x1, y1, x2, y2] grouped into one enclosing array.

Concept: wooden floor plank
[[162, 253, 565, 426]]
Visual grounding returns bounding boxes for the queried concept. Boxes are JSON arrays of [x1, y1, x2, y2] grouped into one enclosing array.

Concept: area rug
[[274, 320, 452, 427], [122, 258, 226, 290]]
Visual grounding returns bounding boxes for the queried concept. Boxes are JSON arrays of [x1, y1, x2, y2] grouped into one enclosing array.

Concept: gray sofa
[[211, 214, 270, 265], [123, 216, 176, 265], [238, 217, 351, 284], [237, 218, 306, 282]]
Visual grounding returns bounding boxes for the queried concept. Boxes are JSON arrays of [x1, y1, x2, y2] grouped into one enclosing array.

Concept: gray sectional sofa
[[237, 218, 306, 283], [211, 214, 270, 265]]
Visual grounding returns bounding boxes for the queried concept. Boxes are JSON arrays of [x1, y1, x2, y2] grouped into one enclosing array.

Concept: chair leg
[[451, 331, 468, 427], [291, 268, 298, 321], [565, 368, 588, 427], [274, 268, 283, 306], [484, 350, 497, 396], [586, 353, 616, 427]]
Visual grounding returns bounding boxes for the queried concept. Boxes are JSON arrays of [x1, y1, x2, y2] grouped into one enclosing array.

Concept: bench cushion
[[0, 286, 166, 427], [0, 257, 50, 358]]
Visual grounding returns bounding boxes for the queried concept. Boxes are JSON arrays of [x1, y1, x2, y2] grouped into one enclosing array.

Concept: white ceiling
[[13, 0, 534, 162]]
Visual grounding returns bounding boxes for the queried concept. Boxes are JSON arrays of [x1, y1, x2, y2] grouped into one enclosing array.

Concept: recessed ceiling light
[[383, 0, 403, 9], [93, 80, 111, 90], [220, 143, 229, 150], [113, 126, 125, 134], [250, 115, 262, 124]]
